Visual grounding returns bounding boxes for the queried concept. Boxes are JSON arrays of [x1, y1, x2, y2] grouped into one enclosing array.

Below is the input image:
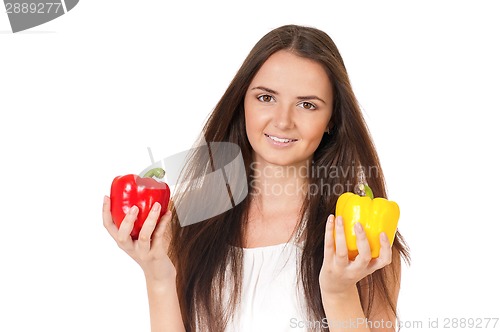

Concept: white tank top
[[224, 241, 310, 331]]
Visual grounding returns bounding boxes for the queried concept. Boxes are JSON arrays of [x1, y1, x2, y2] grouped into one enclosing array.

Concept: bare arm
[[320, 215, 400, 332], [147, 277, 185, 332], [322, 285, 369, 331], [103, 196, 185, 332]]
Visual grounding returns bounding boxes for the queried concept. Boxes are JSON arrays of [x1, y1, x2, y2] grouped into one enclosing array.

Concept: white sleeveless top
[[224, 241, 309, 332]]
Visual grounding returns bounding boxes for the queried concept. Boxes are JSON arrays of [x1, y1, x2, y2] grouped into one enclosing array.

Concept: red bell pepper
[[110, 168, 170, 240]]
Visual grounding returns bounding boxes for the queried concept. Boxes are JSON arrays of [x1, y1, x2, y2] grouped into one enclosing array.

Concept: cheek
[[243, 99, 253, 132], [302, 119, 329, 142], [244, 106, 255, 134], [244, 101, 267, 133], [245, 116, 266, 145], [244, 104, 261, 145]]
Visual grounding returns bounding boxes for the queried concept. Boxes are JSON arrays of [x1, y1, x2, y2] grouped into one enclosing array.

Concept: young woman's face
[[244, 50, 333, 168]]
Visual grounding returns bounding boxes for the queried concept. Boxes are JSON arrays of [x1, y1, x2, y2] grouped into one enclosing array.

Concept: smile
[[264, 133, 298, 143]]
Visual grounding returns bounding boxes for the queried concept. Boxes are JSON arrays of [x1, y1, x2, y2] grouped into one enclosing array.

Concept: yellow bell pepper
[[335, 184, 399, 260]]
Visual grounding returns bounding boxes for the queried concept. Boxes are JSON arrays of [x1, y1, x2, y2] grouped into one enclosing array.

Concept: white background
[[1, 1, 499, 331]]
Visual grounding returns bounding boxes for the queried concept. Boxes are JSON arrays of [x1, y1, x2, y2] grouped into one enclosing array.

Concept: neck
[[248, 157, 310, 213]]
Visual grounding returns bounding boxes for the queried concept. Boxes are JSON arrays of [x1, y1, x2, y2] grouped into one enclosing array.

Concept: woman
[[103, 24, 409, 331]]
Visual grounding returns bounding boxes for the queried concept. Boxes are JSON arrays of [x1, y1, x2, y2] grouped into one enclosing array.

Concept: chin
[[254, 151, 308, 168]]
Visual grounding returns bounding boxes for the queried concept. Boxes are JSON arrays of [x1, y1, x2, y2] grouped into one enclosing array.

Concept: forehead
[[249, 50, 332, 100]]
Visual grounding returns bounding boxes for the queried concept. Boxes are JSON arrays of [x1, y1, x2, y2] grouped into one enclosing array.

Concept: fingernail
[[153, 202, 160, 212], [355, 222, 363, 233], [328, 214, 334, 223], [103, 196, 108, 204], [336, 216, 343, 227], [129, 206, 138, 214]]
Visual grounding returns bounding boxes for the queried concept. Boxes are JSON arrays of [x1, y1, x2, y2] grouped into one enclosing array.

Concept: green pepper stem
[[364, 184, 374, 200], [143, 168, 165, 179]]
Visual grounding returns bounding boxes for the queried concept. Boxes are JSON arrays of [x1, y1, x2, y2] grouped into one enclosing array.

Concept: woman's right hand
[[102, 196, 177, 284]]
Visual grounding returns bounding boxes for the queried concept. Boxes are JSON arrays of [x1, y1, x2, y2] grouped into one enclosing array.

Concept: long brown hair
[[169, 24, 410, 331]]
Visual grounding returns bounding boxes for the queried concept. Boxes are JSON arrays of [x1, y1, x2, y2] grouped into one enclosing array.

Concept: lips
[[264, 133, 298, 143]]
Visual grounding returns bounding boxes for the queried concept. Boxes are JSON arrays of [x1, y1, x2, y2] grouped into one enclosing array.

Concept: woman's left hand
[[319, 215, 393, 297]]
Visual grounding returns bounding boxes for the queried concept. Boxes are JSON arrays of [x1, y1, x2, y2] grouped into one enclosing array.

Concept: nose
[[273, 104, 294, 130]]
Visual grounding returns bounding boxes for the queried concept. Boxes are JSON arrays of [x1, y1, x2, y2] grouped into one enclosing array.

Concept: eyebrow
[[251, 86, 327, 104]]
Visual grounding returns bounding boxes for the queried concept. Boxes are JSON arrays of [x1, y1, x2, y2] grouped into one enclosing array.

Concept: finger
[[137, 202, 162, 252], [117, 205, 139, 248], [367, 232, 393, 273], [334, 216, 349, 266], [323, 215, 335, 263], [153, 210, 171, 241], [151, 210, 172, 251], [353, 222, 372, 266], [380, 233, 393, 263], [102, 196, 118, 239], [159, 210, 175, 249]]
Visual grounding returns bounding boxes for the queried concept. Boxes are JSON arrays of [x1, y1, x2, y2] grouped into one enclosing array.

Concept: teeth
[[267, 134, 296, 143]]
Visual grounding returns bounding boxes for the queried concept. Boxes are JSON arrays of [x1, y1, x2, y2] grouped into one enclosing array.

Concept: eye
[[298, 101, 317, 110], [257, 94, 275, 103]]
